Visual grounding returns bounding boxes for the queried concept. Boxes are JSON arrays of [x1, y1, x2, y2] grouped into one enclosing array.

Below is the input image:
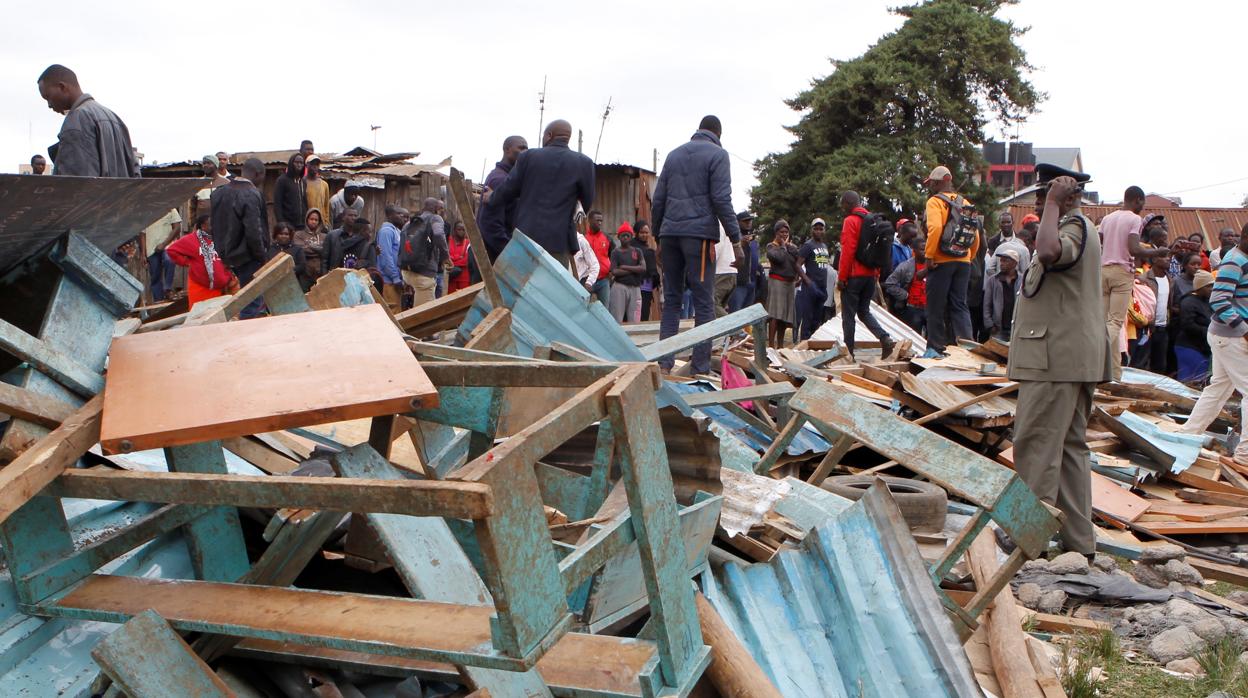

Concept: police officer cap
[[1035, 163, 1091, 186]]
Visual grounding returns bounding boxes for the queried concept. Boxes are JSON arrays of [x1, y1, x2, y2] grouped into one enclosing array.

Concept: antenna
[[537, 75, 547, 143], [593, 97, 613, 162], [370, 125, 382, 152]]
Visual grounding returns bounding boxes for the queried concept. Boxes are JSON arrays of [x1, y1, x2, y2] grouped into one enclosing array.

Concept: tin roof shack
[[595, 163, 655, 232], [141, 150, 475, 232]]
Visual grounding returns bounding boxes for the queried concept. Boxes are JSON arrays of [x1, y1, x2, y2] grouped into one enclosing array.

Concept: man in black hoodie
[[273, 152, 306, 227], [652, 115, 742, 374], [485, 120, 594, 262], [477, 135, 528, 261], [210, 158, 269, 318]]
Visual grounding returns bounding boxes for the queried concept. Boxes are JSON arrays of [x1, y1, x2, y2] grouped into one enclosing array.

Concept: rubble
[[1149, 626, 1206, 664]]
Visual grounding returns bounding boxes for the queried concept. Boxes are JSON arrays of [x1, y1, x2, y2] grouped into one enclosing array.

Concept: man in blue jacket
[[652, 115, 743, 374], [477, 135, 527, 261], [485, 120, 594, 263]]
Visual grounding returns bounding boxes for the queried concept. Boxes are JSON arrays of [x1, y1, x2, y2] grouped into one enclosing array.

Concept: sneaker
[[921, 347, 947, 360]]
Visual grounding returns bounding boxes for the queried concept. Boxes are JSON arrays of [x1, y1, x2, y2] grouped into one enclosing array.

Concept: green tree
[[750, 0, 1041, 239]]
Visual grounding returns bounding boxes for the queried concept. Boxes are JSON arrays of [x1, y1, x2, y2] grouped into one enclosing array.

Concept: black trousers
[[841, 276, 889, 355]]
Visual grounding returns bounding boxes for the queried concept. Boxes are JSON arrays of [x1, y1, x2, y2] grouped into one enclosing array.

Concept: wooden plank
[[48, 469, 493, 520], [680, 383, 796, 407], [449, 169, 503, 309], [99, 305, 439, 453], [838, 372, 894, 398], [1146, 501, 1248, 522], [640, 305, 769, 363], [1090, 471, 1150, 523], [694, 593, 783, 698], [1022, 612, 1111, 634], [1169, 471, 1248, 496], [913, 382, 1019, 426], [1134, 518, 1248, 535], [1187, 585, 1248, 615], [1222, 463, 1248, 491], [1188, 558, 1248, 586], [1177, 488, 1248, 507], [222, 436, 300, 474], [393, 282, 483, 334], [92, 609, 233, 697], [0, 382, 76, 429], [0, 394, 102, 528], [966, 531, 1044, 698], [0, 317, 103, 397]]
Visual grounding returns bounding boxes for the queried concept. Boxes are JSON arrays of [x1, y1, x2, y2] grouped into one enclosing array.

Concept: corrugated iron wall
[[594, 167, 655, 231]]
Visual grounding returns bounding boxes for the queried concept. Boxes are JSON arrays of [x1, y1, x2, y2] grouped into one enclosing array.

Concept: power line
[[1162, 175, 1248, 197]]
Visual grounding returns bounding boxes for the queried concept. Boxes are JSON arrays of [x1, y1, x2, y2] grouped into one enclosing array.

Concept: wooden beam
[[92, 610, 233, 697], [695, 593, 783, 698], [912, 383, 1019, 426], [680, 383, 796, 407], [0, 382, 76, 429], [0, 318, 103, 397], [421, 361, 619, 388], [449, 168, 503, 309], [0, 394, 103, 528], [640, 305, 769, 363], [47, 469, 493, 520], [393, 282, 483, 334], [222, 436, 300, 474], [966, 531, 1044, 698]]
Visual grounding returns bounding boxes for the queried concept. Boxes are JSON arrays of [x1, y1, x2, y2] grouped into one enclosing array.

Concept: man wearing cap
[[330, 183, 366, 228], [1007, 164, 1110, 559], [983, 248, 1022, 342], [729, 212, 762, 312], [1099, 186, 1166, 380], [985, 211, 1030, 281], [892, 218, 918, 270], [608, 223, 646, 323], [304, 155, 331, 224], [922, 165, 980, 357], [795, 218, 831, 339], [1181, 224, 1248, 466]]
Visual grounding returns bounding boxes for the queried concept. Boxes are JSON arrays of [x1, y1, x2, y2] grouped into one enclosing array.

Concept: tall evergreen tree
[[751, 0, 1041, 235]]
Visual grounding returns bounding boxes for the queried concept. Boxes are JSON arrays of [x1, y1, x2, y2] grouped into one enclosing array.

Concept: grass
[[1076, 633, 1248, 698]]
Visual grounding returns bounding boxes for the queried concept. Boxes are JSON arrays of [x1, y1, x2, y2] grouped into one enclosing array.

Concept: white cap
[[811, 217, 827, 228]]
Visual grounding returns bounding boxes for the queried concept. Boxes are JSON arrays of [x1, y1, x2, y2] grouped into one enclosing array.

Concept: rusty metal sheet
[[100, 305, 439, 453], [0, 175, 205, 276]]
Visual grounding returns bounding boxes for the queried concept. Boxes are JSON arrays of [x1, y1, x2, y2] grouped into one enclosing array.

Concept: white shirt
[[1154, 275, 1170, 327], [573, 233, 600, 286], [714, 231, 736, 276], [985, 236, 1031, 285]]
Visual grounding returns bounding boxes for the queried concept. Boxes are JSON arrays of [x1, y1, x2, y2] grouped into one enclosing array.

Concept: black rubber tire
[[820, 475, 948, 532]]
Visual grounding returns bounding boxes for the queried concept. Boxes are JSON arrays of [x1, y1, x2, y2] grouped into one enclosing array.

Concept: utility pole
[[594, 97, 613, 162], [577, 130, 583, 154], [370, 125, 382, 152], [537, 75, 547, 143], [653, 148, 658, 172]]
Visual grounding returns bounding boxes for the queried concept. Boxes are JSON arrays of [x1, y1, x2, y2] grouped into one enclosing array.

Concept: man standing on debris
[[1100, 186, 1167, 380], [210, 158, 270, 319], [795, 218, 831, 340], [330, 183, 366, 228], [485, 120, 595, 263], [36, 64, 140, 177], [1181, 224, 1248, 466], [652, 115, 743, 374], [477, 136, 528, 261], [837, 191, 895, 359], [29, 154, 48, 175], [377, 205, 408, 311], [1006, 163, 1109, 559], [922, 165, 978, 357]]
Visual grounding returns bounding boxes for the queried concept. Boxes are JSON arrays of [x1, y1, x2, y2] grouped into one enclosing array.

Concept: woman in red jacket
[[165, 214, 237, 308], [446, 220, 472, 294]]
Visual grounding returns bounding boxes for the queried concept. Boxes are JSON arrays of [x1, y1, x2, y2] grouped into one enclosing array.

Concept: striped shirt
[[1210, 246, 1248, 337]]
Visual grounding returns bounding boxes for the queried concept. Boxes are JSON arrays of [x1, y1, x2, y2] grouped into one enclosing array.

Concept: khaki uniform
[[1008, 206, 1113, 554]]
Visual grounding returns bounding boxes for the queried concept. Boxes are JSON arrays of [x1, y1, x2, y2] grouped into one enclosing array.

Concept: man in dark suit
[[485, 120, 595, 264]]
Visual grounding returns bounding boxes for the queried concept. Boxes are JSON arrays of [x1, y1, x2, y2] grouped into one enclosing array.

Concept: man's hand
[[482, 188, 493, 204], [1047, 176, 1080, 203]]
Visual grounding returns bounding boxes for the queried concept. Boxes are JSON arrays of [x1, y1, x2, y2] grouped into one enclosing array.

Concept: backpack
[[935, 194, 978, 258], [398, 216, 434, 270], [852, 211, 895, 269]]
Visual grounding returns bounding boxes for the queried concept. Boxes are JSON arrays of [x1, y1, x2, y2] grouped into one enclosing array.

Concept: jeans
[[796, 284, 828, 340], [902, 305, 926, 333], [926, 261, 972, 352], [728, 283, 755, 313], [590, 278, 610, 305], [659, 237, 715, 372], [841, 276, 889, 355], [230, 257, 266, 319]]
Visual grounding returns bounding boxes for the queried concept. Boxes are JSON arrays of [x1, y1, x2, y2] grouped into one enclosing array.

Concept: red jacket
[[838, 207, 879, 280], [166, 230, 234, 290], [585, 230, 611, 275]]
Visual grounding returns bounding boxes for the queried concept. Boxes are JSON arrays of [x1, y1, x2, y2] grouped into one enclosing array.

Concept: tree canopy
[[750, 0, 1041, 236]]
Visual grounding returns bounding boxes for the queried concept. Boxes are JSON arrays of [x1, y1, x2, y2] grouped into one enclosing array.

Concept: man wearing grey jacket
[[37, 64, 140, 178]]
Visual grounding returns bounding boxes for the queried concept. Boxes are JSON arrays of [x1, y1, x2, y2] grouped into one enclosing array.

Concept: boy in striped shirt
[[1181, 223, 1248, 465]]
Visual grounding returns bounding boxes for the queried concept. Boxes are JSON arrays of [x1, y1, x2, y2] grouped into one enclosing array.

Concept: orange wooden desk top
[[100, 305, 439, 453]]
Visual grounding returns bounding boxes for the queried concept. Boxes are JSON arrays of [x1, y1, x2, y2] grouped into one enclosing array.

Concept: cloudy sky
[[2, 0, 1242, 210]]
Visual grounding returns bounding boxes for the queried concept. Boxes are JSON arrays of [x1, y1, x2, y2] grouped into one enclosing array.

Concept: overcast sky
[[2, 0, 1243, 211]]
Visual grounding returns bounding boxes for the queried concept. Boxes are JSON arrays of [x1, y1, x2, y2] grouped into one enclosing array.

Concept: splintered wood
[[99, 305, 439, 453]]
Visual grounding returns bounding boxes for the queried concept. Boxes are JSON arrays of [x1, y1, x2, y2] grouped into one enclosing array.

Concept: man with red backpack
[[922, 165, 981, 358], [837, 190, 895, 359]]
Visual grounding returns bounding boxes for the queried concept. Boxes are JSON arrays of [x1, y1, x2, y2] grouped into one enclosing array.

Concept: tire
[[820, 475, 948, 532]]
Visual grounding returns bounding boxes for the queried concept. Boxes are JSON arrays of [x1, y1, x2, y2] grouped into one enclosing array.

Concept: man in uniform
[[1004, 163, 1112, 559]]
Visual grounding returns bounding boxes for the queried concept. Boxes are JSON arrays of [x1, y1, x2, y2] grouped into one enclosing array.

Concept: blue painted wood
[[752, 414, 806, 474], [536, 463, 591, 523], [50, 232, 142, 315], [0, 317, 102, 397], [639, 304, 768, 363], [0, 497, 76, 605], [91, 609, 233, 697], [605, 367, 705, 691], [163, 442, 250, 582], [412, 385, 496, 434], [332, 444, 553, 697]]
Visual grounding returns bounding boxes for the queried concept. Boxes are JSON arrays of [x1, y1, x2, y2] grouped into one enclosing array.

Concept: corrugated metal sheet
[[1120, 366, 1203, 401], [809, 300, 927, 353], [702, 484, 979, 698], [667, 381, 832, 465], [594, 165, 655, 233]]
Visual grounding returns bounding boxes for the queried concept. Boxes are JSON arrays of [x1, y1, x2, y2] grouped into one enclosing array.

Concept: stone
[[1165, 657, 1203, 675], [1047, 551, 1091, 575], [1228, 590, 1248, 606], [1162, 559, 1204, 585], [1037, 589, 1068, 614], [1132, 562, 1169, 589], [1220, 617, 1248, 638], [1092, 554, 1118, 573], [1168, 581, 1186, 593], [1165, 598, 1211, 623], [1017, 583, 1043, 610], [1149, 625, 1206, 664], [1021, 559, 1049, 573], [1140, 544, 1186, 564], [1123, 607, 1137, 623], [1240, 650, 1248, 666], [1193, 617, 1229, 642]]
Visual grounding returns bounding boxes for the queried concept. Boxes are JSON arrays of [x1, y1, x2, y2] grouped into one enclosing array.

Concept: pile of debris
[[0, 171, 1244, 697]]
